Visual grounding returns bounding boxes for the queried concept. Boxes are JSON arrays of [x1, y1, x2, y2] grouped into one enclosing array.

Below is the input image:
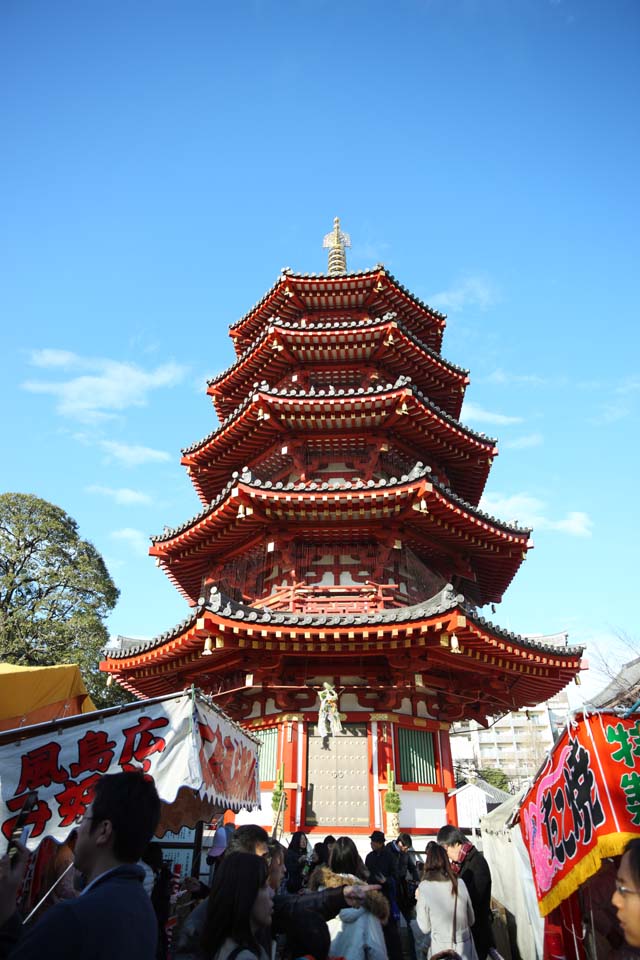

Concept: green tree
[[0, 492, 130, 708], [477, 767, 510, 792]]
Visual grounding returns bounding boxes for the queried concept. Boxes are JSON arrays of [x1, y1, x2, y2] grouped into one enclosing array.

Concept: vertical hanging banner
[[0, 693, 259, 849], [519, 711, 640, 916]]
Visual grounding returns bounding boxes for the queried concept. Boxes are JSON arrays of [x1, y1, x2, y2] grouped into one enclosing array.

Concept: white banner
[[0, 694, 259, 849]]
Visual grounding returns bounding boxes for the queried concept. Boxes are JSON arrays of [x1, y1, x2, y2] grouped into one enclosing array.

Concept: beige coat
[[416, 876, 478, 960]]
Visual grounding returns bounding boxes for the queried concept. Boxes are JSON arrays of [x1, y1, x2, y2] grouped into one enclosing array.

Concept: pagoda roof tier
[[99, 585, 584, 719], [228, 268, 447, 354], [208, 312, 469, 421], [182, 379, 497, 506], [150, 466, 531, 605]]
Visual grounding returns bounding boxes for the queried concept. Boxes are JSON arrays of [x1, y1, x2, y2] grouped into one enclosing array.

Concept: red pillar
[[438, 727, 458, 826], [280, 717, 299, 833]]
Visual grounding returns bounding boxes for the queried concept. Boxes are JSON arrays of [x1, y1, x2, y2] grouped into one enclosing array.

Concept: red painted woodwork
[[100, 250, 584, 833]]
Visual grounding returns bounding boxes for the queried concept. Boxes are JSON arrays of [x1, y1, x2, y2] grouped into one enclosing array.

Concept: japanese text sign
[[0, 694, 259, 849], [519, 712, 640, 915]]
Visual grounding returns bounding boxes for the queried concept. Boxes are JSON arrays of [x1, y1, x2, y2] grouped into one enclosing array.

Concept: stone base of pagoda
[[233, 703, 458, 839]]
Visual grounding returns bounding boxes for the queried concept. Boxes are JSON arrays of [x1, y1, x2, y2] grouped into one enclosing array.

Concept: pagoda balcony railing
[[256, 581, 400, 614]]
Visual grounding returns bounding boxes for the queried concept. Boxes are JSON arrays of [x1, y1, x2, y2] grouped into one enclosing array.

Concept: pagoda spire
[[323, 216, 351, 275]]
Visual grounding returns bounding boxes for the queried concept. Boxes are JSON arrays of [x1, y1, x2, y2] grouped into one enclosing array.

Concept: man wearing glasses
[[0, 771, 161, 959], [612, 838, 640, 949]]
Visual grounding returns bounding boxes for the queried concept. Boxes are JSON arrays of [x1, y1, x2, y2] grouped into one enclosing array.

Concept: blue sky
[[1, 0, 638, 703]]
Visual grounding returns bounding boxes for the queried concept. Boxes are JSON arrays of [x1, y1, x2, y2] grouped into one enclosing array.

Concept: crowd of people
[[0, 773, 639, 960]]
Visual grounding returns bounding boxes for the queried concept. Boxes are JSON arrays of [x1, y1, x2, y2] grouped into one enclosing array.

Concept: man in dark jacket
[[437, 824, 494, 960], [386, 833, 419, 960], [366, 831, 402, 960], [0, 771, 161, 960]]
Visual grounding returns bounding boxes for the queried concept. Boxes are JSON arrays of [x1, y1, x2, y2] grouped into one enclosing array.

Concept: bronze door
[[305, 723, 369, 827]]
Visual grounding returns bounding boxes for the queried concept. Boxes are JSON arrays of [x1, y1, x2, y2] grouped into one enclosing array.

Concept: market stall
[[0, 662, 95, 732], [517, 710, 640, 959], [0, 688, 261, 850]]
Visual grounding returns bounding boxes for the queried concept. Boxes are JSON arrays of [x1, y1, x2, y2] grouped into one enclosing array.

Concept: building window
[[258, 727, 278, 781], [397, 727, 436, 784]]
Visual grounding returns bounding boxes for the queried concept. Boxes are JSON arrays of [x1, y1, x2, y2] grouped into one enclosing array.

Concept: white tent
[[481, 789, 544, 960]]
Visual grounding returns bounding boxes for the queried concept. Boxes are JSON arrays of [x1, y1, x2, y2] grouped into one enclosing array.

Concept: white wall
[[397, 789, 446, 830]]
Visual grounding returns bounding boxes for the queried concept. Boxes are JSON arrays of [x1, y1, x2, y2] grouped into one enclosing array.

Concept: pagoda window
[[339, 570, 357, 586], [258, 727, 278, 781], [307, 370, 362, 390], [397, 727, 437, 785]]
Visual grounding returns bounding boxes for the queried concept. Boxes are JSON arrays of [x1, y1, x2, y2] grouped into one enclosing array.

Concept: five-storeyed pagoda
[[101, 220, 584, 836]]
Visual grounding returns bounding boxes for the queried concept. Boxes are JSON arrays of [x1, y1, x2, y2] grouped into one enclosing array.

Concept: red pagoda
[[101, 219, 584, 836]]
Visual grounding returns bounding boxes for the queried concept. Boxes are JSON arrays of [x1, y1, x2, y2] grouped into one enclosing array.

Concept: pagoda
[[101, 220, 584, 836]]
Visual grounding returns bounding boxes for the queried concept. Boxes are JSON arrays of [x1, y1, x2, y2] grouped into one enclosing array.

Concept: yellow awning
[[0, 663, 96, 731]]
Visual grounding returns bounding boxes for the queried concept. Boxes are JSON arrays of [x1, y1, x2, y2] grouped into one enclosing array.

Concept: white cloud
[[23, 350, 186, 423], [551, 512, 593, 537], [591, 376, 640, 424], [617, 376, 640, 396], [461, 401, 523, 426], [30, 348, 83, 368], [504, 432, 544, 450], [100, 441, 171, 467], [485, 368, 546, 386], [86, 484, 152, 506], [591, 402, 631, 425], [479, 492, 593, 537], [110, 527, 150, 556], [428, 275, 499, 313]]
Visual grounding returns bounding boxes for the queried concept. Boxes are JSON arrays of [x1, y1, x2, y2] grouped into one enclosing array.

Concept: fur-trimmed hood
[[307, 866, 389, 924]]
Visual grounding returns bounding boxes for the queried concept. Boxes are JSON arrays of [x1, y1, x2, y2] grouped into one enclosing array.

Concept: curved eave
[[405, 483, 531, 603], [229, 269, 447, 354], [210, 317, 468, 421], [182, 385, 497, 505], [100, 602, 584, 712], [149, 473, 530, 604]]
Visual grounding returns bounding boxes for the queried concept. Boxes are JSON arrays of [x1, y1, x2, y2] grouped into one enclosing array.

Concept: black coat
[[384, 841, 419, 914], [0, 864, 157, 960], [365, 846, 396, 903], [284, 848, 307, 893], [458, 846, 493, 960]]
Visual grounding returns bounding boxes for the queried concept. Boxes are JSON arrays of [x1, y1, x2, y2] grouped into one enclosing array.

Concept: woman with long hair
[[300, 841, 329, 888], [612, 837, 640, 949], [285, 831, 308, 894], [201, 852, 274, 960], [416, 842, 477, 960], [307, 836, 387, 960], [329, 838, 368, 881]]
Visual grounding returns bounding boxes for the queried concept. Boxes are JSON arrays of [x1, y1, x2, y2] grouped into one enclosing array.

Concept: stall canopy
[[518, 710, 640, 916], [0, 690, 261, 848], [0, 663, 96, 732]]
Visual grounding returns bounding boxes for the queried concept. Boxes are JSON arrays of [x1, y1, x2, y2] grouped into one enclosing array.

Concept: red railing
[[257, 581, 399, 614]]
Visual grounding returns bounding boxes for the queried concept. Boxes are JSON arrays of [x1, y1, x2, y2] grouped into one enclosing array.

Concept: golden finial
[[322, 217, 351, 275]]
